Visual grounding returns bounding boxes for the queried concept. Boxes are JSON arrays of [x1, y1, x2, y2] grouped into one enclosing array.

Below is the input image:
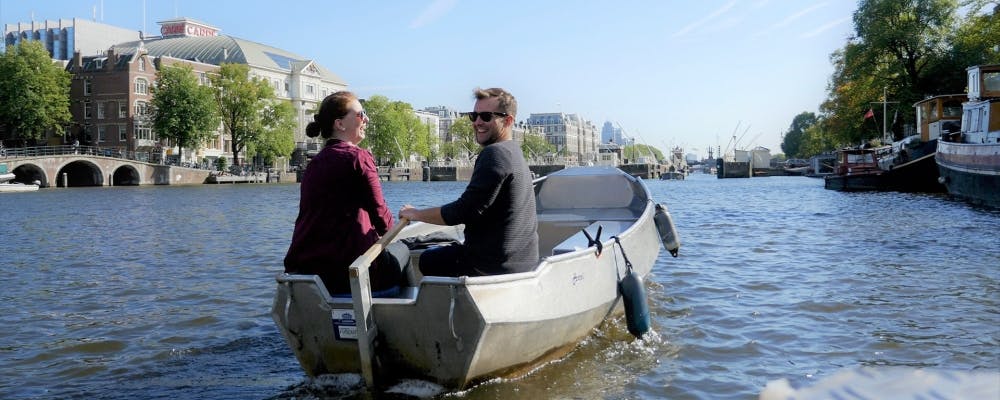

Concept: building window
[[119, 124, 127, 141], [135, 78, 148, 95], [135, 124, 154, 141], [97, 102, 105, 119], [199, 72, 209, 86], [119, 101, 127, 118], [98, 125, 106, 142], [138, 58, 145, 72], [134, 101, 148, 116], [83, 100, 92, 119], [306, 84, 315, 98], [84, 79, 92, 96], [284, 81, 289, 94]]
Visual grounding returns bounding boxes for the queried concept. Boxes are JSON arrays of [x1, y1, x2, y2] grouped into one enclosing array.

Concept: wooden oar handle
[[348, 218, 411, 273]]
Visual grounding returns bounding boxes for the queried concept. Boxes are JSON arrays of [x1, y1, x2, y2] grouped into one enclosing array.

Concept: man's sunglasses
[[465, 111, 509, 122]]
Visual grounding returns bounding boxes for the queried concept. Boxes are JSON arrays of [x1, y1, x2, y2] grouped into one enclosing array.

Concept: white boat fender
[[611, 236, 650, 338], [654, 203, 681, 257], [582, 225, 604, 256]]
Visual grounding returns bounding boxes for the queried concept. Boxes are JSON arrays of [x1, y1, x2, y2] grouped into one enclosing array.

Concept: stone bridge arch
[[2, 152, 211, 187], [57, 159, 105, 187]]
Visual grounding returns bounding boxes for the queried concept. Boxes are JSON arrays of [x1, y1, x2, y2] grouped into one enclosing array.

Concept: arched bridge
[[2, 146, 210, 188]]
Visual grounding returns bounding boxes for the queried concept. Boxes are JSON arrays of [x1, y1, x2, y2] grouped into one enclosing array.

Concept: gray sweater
[[441, 139, 539, 275]]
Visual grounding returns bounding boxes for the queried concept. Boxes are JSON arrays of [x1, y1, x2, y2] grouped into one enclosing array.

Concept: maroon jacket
[[284, 139, 395, 294]]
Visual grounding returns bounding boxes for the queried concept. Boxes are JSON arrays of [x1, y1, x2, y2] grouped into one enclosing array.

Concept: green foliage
[[361, 95, 434, 165], [210, 63, 279, 166], [247, 99, 296, 167], [521, 134, 554, 161], [804, 0, 1000, 153], [622, 144, 664, 163], [150, 63, 219, 161], [215, 156, 228, 172], [448, 117, 479, 159], [950, 1, 1000, 67], [0, 41, 72, 142], [799, 122, 838, 157], [781, 112, 818, 158]]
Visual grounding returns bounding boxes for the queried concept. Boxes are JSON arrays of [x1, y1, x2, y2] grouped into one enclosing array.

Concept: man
[[400, 87, 539, 277]]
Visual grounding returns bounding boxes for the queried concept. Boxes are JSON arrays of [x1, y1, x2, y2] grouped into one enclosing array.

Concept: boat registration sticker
[[332, 309, 357, 340]]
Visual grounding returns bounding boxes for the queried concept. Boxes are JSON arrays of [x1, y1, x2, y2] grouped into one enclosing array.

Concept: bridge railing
[[1, 145, 163, 164]]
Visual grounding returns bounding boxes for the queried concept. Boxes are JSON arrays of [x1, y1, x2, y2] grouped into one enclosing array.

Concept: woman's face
[[337, 99, 369, 144]]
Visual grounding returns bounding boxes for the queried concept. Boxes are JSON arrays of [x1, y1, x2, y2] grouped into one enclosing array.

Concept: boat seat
[[551, 220, 631, 255]]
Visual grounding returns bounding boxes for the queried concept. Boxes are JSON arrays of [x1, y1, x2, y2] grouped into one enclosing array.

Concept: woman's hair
[[306, 91, 358, 139]]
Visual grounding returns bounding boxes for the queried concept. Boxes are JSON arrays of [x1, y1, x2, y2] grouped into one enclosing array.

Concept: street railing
[[1, 145, 164, 164]]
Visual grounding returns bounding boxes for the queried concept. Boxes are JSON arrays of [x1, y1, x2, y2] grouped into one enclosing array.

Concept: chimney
[[73, 51, 83, 69], [107, 48, 117, 69]]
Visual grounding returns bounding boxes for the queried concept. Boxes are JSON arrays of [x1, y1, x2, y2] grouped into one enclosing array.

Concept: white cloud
[[773, 2, 828, 29], [409, 0, 458, 29], [671, 1, 737, 38], [801, 16, 850, 38]]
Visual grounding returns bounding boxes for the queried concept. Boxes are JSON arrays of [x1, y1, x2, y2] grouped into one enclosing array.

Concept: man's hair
[[473, 87, 517, 118]]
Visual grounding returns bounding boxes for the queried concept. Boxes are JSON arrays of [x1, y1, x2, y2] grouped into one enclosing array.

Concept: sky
[[1, 0, 859, 158]]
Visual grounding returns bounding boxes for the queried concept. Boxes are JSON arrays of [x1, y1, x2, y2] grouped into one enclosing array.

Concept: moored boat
[[936, 65, 1000, 208], [876, 94, 964, 193], [824, 145, 891, 191], [271, 166, 681, 390], [0, 168, 39, 192]]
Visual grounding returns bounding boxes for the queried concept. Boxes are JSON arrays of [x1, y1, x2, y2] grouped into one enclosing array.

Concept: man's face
[[472, 97, 507, 146]]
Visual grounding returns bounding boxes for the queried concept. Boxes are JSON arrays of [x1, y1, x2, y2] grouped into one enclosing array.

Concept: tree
[[0, 41, 72, 144], [150, 63, 219, 162], [521, 134, 554, 162], [362, 95, 403, 164], [781, 112, 818, 158], [210, 63, 277, 166], [247, 99, 296, 168], [448, 117, 478, 160], [814, 0, 960, 149], [622, 144, 664, 163], [949, 1, 1000, 68]]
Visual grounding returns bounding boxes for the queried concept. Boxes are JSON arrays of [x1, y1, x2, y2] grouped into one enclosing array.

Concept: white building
[[422, 105, 461, 142], [527, 112, 599, 164], [3, 18, 139, 61], [110, 18, 348, 163]]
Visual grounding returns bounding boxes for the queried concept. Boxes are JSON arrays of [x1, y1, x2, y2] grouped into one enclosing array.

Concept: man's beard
[[477, 130, 500, 146]]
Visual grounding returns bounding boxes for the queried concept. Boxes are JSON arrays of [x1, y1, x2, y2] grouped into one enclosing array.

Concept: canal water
[[1, 173, 997, 399]]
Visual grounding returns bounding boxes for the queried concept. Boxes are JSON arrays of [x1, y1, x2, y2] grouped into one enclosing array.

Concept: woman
[[284, 91, 402, 297]]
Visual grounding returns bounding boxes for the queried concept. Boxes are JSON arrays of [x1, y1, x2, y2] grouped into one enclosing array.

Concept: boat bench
[[536, 207, 639, 256], [550, 220, 631, 256]]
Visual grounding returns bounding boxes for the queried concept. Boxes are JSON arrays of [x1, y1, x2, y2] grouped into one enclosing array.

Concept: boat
[[660, 171, 685, 180], [661, 146, 688, 180], [0, 169, 39, 192], [782, 159, 809, 176], [876, 94, 964, 193], [271, 166, 681, 390], [936, 65, 1000, 208], [824, 145, 892, 191], [805, 153, 836, 178]]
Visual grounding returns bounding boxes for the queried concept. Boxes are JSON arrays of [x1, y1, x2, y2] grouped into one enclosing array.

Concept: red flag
[[863, 108, 875, 120]]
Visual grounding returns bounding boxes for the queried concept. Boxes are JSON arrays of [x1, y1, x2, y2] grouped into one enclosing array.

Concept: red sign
[[160, 22, 218, 37]]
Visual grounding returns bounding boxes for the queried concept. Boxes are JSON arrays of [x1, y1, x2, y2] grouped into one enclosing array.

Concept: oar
[[348, 218, 410, 390]]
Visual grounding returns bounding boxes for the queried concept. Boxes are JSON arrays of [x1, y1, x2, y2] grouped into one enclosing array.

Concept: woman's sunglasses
[[465, 111, 508, 122]]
